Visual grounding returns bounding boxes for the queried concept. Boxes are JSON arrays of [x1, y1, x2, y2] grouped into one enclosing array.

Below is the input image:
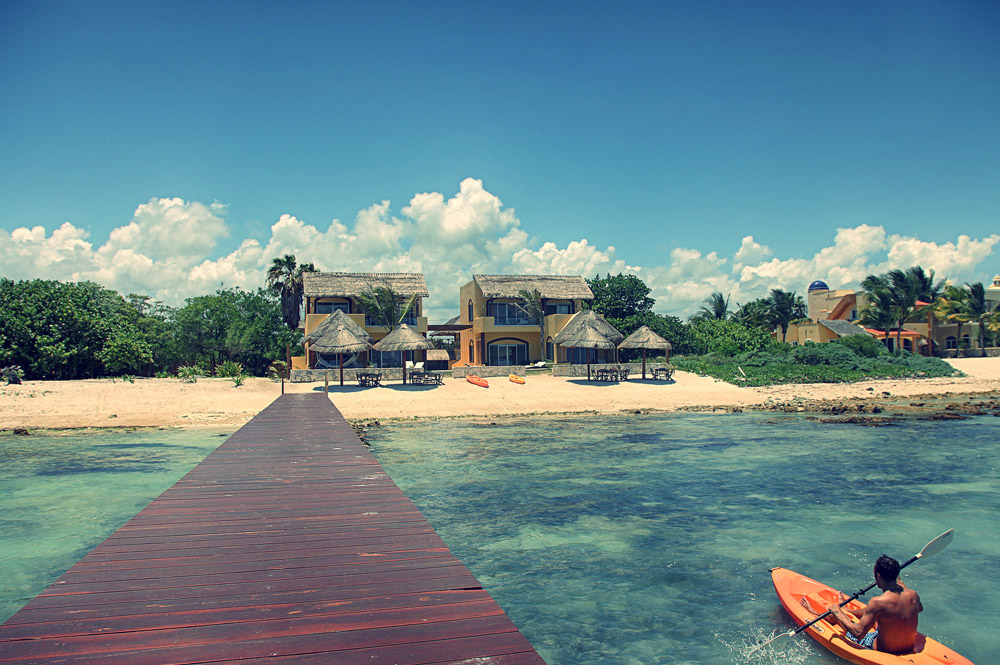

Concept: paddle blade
[[917, 528, 953, 560]]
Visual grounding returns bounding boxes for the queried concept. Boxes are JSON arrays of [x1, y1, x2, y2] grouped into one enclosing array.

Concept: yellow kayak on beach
[[509, 374, 525, 384]]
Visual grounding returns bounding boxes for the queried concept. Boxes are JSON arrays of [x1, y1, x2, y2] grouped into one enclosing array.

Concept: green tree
[[355, 281, 417, 331], [516, 289, 546, 362], [862, 269, 922, 353], [688, 318, 771, 356], [766, 289, 807, 342], [266, 254, 316, 330], [933, 285, 971, 353], [173, 288, 298, 375], [731, 298, 771, 330], [0, 279, 153, 379], [692, 292, 730, 321], [586, 273, 654, 320], [965, 282, 993, 355], [859, 286, 897, 347]]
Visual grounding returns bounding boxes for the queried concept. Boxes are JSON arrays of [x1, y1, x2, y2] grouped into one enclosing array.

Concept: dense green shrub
[[831, 334, 887, 359], [215, 360, 244, 378]]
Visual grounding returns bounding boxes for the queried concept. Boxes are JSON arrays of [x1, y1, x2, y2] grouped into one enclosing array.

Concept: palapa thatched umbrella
[[306, 312, 373, 386], [553, 321, 618, 381], [617, 325, 672, 379], [371, 324, 434, 384], [304, 309, 374, 345]]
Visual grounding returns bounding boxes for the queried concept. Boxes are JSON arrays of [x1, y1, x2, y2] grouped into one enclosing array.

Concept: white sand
[[2, 358, 998, 430]]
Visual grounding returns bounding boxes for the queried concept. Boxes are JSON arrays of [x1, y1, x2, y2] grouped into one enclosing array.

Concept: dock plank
[[0, 394, 546, 664]]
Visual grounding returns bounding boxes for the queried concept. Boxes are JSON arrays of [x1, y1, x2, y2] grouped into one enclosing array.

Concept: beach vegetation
[[687, 318, 771, 356], [214, 360, 244, 378], [267, 361, 289, 380], [2, 365, 24, 385], [230, 373, 246, 387], [176, 366, 201, 383], [672, 340, 958, 386], [266, 254, 317, 330]]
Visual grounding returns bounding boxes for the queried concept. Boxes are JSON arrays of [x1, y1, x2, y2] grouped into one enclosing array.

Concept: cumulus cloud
[[1, 183, 997, 321]]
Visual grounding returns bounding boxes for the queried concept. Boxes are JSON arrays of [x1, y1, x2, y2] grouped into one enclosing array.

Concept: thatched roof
[[304, 309, 373, 344], [304, 272, 429, 298], [554, 309, 624, 344], [552, 322, 618, 349], [372, 324, 435, 352], [618, 325, 672, 350], [426, 349, 450, 362], [308, 328, 372, 355], [473, 274, 593, 300]]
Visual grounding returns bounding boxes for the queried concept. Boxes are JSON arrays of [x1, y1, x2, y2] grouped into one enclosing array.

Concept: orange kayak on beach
[[466, 375, 488, 388], [509, 374, 525, 384], [770, 567, 973, 665]]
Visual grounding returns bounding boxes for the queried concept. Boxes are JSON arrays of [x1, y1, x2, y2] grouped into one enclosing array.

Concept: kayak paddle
[[748, 529, 954, 656]]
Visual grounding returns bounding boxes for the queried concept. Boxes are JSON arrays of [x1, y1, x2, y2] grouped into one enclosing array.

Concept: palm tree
[[266, 254, 316, 330], [906, 266, 944, 303], [355, 281, 417, 331], [767, 289, 807, 342], [731, 298, 771, 330], [859, 287, 896, 347], [516, 289, 546, 362], [696, 292, 730, 321], [965, 282, 992, 355], [933, 285, 971, 354], [862, 269, 921, 353]]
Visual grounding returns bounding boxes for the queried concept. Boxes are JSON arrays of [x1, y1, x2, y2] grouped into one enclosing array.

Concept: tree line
[[0, 278, 299, 380]]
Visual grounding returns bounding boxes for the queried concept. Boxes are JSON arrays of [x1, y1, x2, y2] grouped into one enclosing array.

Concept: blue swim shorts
[[846, 629, 878, 649]]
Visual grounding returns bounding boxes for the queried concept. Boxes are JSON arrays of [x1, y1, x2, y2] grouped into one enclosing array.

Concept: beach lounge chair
[[526, 361, 547, 370]]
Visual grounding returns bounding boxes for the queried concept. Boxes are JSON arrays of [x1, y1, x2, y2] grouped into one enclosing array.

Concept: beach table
[[652, 367, 673, 381], [356, 371, 382, 387], [595, 368, 620, 382], [409, 370, 444, 385]]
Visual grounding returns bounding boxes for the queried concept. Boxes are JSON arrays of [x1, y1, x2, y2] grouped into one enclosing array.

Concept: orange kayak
[[770, 567, 973, 665], [509, 374, 525, 384], [466, 375, 488, 388]]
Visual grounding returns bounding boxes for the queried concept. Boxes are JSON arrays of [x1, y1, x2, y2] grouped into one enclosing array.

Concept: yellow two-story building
[[296, 272, 430, 369], [455, 274, 595, 366]]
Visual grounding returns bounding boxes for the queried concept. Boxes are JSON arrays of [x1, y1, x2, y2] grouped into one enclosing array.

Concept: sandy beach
[[2, 358, 998, 430]]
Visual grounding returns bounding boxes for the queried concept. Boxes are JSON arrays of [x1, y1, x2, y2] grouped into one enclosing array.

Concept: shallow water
[[0, 428, 228, 622], [367, 413, 999, 665]]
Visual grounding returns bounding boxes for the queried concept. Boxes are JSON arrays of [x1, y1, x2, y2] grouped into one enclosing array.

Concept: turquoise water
[[367, 413, 999, 665], [0, 428, 228, 622]]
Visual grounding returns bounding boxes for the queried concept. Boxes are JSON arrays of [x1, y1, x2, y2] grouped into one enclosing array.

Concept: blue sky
[[2, 1, 998, 319]]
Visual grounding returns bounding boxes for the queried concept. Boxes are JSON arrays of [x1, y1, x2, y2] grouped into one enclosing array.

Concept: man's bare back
[[825, 555, 924, 654], [861, 583, 923, 654]]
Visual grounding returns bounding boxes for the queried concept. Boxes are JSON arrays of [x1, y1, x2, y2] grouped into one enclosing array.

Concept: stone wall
[[451, 365, 527, 378], [291, 368, 408, 383], [552, 363, 672, 377]]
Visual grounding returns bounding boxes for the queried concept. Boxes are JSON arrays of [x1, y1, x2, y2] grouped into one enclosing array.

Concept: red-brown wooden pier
[[0, 394, 546, 664]]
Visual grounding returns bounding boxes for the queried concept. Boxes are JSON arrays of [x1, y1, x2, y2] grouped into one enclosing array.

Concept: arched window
[[946, 336, 957, 350], [546, 337, 554, 361], [468, 299, 474, 322], [962, 334, 972, 348]]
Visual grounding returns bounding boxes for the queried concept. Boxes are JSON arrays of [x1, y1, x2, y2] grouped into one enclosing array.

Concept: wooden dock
[[0, 394, 546, 664]]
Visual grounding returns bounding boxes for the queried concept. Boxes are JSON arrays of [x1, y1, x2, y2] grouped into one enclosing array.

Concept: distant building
[[455, 274, 604, 366], [293, 272, 430, 369], [785, 275, 1000, 356]]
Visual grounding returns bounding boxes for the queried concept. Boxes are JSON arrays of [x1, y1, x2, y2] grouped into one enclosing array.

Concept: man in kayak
[[801, 554, 923, 654]]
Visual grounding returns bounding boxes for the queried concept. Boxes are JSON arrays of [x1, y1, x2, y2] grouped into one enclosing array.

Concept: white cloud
[[1, 185, 997, 322]]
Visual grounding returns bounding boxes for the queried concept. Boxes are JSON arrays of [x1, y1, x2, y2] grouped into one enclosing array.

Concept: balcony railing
[[492, 316, 539, 326], [365, 314, 419, 327]]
